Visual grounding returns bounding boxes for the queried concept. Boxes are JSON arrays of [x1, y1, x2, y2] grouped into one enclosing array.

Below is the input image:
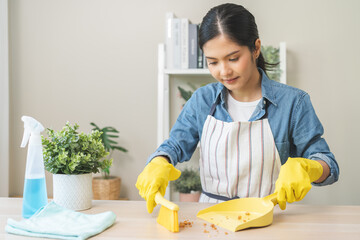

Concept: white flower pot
[[53, 173, 93, 210]]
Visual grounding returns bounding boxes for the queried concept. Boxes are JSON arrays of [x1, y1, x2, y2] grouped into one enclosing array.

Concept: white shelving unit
[[164, 68, 210, 75], [157, 42, 286, 200], [157, 44, 210, 148], [157, 43, 211, 200]]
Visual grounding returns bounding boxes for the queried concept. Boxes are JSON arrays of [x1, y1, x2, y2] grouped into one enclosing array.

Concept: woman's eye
[[208, 61, 217, 65], [229, 57, 239, 62]]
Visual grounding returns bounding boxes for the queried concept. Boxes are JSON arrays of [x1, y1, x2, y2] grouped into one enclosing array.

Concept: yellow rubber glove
[[135, 156, 181, 213], [274, 157, 323, 210]]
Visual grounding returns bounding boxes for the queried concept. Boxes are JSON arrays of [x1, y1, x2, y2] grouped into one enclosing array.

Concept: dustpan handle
[[155, 192, 179, 211], [263, 192, 278, 206]]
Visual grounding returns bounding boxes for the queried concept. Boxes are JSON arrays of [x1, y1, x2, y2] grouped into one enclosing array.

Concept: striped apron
[[199, 103, 281, 203]]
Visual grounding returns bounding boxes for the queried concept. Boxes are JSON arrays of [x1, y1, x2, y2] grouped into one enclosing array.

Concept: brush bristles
[[157, 205, 179, 233]]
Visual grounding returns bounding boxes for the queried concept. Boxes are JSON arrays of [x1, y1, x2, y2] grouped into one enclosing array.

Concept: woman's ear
[[254, 39, 261, 59]]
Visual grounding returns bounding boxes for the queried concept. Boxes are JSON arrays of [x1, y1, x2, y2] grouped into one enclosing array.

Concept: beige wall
[[8, 0, 360, 204], [0, 0, 9, 197]]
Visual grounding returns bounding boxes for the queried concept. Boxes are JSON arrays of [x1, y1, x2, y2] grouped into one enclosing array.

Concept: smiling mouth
[[223, 77, 239, 83]]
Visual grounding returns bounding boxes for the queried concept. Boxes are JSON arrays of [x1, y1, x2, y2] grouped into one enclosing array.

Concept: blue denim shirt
[[148, 69, 339, 186]]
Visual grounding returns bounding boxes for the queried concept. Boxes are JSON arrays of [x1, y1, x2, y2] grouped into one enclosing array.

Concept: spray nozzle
[[21, 116, 45, 148]]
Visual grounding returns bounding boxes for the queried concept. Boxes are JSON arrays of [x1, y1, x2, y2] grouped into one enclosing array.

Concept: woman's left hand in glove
[[274, 157, 324, 210]]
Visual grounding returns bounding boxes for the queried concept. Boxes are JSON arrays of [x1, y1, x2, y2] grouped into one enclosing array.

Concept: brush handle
[[263, 192, 278, 206], [155, 192, 179, 211]]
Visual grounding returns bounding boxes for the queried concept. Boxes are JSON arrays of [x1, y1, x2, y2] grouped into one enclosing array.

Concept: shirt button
[[263, 100, 266, 105]]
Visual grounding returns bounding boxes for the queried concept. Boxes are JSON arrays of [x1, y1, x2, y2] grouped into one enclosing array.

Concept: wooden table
[[1, 197, 360, 239]]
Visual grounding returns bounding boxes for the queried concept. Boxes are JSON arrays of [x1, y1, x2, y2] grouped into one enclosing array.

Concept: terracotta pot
[[53, 173, 92, 210], [92, 176, 121, 200], [179, 191, 201, 202]]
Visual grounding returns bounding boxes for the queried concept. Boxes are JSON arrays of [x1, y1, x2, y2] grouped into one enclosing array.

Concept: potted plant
[[90, 122, 128, 200], [42, 122, 110, 210], [173, 168, 202, 202], [261, 45, 282, 82]]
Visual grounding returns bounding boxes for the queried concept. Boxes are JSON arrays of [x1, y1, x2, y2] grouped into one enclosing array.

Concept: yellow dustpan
[[197, 193, 277, 232]]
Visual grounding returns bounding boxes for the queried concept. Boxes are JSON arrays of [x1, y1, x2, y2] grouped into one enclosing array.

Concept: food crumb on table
[[210, 224, 217, 230], [179, 219, 193, 228]]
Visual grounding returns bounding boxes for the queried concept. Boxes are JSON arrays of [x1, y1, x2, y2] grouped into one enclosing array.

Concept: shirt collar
[[214, 68, 278, 107], [259, 68, 278, 107]]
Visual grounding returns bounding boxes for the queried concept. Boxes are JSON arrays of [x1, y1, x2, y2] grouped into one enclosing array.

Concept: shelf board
[[164, 68, 210, 75]]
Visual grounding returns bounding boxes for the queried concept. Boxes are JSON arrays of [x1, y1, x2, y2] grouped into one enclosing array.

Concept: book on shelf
[[197, 46, 204, 69], [197, 23, 204, 69], [165, 12, 174, 69], [181, 18, 189, 69], [173, 18, 181, 69], [165, 13, 206, 70], [188, 23, 198, 69]]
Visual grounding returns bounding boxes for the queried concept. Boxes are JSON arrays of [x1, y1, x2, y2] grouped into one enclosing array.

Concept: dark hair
[[199, 3, 274, 73]]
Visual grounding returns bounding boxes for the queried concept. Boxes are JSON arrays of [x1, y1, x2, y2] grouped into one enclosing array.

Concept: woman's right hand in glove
[[135, 156, 181, 213]]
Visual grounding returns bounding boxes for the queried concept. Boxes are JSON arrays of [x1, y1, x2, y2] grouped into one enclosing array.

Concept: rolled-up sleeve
[[291, 93, 339, 185], [147, 90, 201, 166]]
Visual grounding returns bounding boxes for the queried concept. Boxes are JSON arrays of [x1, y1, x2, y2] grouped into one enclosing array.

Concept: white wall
[[0, 0, 9, 197], [8, 0, 360, 204]]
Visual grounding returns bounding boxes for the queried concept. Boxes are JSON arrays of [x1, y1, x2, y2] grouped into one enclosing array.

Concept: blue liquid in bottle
[[22, 178, 48, 218]]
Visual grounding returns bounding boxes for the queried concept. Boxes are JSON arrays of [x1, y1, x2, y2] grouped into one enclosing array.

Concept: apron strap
[[202, 189, 239, 201], [209, 97, 221, 116]]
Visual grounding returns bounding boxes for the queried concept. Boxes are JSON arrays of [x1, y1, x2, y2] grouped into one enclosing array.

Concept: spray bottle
[[20, 116, 48, 218]]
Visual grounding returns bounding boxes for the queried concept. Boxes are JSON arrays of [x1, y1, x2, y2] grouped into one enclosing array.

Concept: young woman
[[136, 3, 339, 212]]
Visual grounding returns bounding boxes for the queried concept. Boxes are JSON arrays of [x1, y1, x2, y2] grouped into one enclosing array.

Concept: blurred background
[[1, 0, 359, 205]]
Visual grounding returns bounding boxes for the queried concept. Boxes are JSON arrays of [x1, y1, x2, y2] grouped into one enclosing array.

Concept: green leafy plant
[[42, 122, 111, 175], [90, 122, 128, 179], [177, 82, 197, 103], [177, 82, 208, 106], [177, 87, 193, 102], [173, 168, 202, 194], [261, 45, 282, 82]]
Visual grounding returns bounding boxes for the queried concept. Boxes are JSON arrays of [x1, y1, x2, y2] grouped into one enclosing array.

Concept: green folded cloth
[[5, 201, 116, 240]]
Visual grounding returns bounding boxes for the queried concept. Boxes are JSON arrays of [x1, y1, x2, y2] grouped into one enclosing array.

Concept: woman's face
[[203, 35, 261, 95]]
